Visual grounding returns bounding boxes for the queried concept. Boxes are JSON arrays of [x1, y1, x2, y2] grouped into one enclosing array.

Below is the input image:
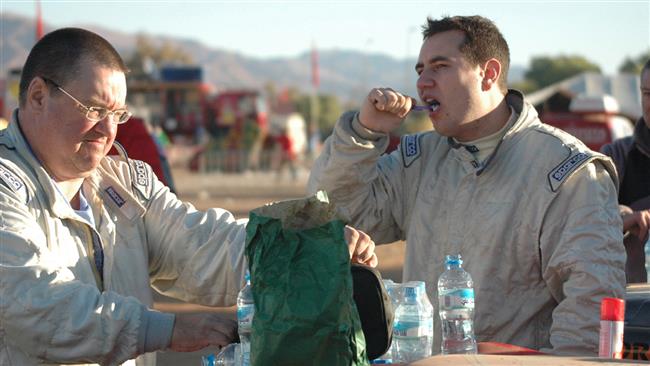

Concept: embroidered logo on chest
[[105, 186, 126, 207]]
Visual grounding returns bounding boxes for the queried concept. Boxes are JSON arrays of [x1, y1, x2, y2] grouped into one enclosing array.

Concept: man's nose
[[94, 115, 118, 134], [416, 71, 435, 90]]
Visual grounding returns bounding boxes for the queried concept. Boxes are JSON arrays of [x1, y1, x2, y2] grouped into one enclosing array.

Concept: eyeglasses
[[42, 77, 132, 124]]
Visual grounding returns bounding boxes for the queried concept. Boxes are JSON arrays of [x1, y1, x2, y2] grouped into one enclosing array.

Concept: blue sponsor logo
[[0, 165, 23, 192], [105, 186, 126, 207], [404, 135, 418, 157], [552, 153, 589, 181]]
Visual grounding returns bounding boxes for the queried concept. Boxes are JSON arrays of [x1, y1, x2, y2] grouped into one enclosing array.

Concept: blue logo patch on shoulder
[[551, 153, 589, 181], [548, 152, 592, 192], [404, 135, 418, 157], [0, 163, 28, 202], [401, 134, 422, 168], [105, 186, 126, 207], [0, 164, 24, 192]]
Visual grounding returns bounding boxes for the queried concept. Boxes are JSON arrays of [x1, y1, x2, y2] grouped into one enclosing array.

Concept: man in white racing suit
[[308, 15, 625, 355], [0, 28, 377, 366]]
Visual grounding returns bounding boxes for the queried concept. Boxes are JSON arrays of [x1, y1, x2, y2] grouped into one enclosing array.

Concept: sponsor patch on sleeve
[[401, 134, 421, 168], [0, 164, 27, 202], [129, 159, 153, 201], [548, 152, 592, 192], [133, 160, 149, 187], [0, 165, 23, 192]]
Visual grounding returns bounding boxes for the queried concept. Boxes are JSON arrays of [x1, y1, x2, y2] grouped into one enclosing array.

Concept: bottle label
[[393, 318, 433, 338], [238, 304, 255, 330], [439, 288, 474, 310]]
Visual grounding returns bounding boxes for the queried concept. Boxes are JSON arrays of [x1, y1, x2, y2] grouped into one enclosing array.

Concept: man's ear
[[25, 77, 50, 112], [481, 58, 502, 91]]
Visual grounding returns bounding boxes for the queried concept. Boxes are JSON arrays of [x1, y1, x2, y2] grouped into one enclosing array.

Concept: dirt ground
[[154, 168, 406, 365]]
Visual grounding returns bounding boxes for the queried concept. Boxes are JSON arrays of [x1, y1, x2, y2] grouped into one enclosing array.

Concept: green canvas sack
[[245, 191, 369, 366]]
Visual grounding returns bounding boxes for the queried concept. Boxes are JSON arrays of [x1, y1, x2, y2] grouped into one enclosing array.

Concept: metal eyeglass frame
[[41, 77, 132, 124]]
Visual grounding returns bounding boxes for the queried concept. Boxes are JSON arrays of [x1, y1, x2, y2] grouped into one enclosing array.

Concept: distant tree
[[618, 51, 650, 74], [293, 93, 342, 139], [263, 82, 278, 105], [524, 55, 601, 89], [127, 34, 194, 78], [316, 94, 343, 137], [510, 79, 539, 94], [158, 40, 193, 64]]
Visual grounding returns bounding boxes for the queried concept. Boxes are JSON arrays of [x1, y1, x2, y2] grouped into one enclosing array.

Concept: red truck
[[541, 94, 634, 151]]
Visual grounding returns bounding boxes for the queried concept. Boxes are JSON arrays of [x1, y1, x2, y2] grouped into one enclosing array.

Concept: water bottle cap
[[445, 254, 462, 266], [244, 271, 251, 283], [404, 286, 417, 300]]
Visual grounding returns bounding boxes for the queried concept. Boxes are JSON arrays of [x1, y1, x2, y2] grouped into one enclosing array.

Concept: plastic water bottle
[[437, 254, 477, 354], [201, 343, 242, 366], [408, 281, 434, 354], [237, 272, 254, 366], [201, 353, 215, 366], [393, 282, 434, 362]]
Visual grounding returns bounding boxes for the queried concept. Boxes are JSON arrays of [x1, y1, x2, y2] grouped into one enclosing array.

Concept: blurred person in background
[[0, 28, 377, 366], [601, 58, 650, 283], [111, 116, 177, 193], [308, 15, 625, 355]]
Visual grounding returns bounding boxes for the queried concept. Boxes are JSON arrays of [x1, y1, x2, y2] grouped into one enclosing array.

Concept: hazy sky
[[2, 0, 649, 74]]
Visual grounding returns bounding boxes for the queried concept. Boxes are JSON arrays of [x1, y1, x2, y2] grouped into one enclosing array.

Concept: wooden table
[[400, 343, 647, 365]]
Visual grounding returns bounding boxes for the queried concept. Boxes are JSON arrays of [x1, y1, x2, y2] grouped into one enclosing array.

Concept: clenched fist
[[359, 88, 415, 134]]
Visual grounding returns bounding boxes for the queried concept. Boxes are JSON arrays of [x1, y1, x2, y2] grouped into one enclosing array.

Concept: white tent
[[526, 72, 642, 119]]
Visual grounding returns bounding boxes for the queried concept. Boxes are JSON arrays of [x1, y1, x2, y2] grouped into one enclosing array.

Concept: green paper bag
[[245, 191, 369, 366]]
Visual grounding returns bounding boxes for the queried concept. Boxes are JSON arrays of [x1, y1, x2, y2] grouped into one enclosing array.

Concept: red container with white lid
[[598, 297, 625, 359]]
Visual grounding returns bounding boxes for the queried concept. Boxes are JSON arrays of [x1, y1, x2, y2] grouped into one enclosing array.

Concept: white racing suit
[[0, 112, 248, 365], [308, 90, 626, 355]]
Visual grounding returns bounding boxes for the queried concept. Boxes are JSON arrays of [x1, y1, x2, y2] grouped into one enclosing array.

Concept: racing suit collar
[[446, 90, 535, 176], [477, 89, 541, 175], [8, 109, 78, 218], [447, 137, 483, 173]]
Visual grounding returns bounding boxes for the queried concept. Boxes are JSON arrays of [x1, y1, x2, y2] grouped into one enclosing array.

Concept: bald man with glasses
[[0, 28, 377, 366]]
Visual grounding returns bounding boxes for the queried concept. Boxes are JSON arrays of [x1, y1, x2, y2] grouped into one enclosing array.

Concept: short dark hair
[[19, 28, 128, 106], [422, 15, 510, 92]]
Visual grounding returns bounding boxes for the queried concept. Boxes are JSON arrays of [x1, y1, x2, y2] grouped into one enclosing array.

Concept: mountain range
[[1, 12, 525, 103]]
